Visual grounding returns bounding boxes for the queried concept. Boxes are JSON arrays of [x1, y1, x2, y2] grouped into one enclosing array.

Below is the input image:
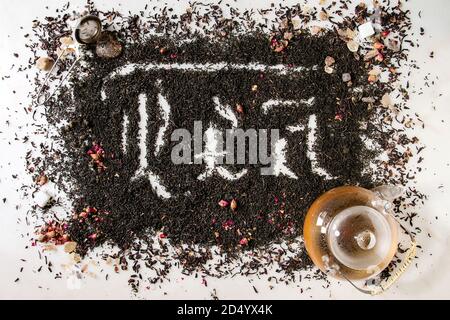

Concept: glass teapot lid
[[328, 205, 393, 271], [303, 186, 399, 280]]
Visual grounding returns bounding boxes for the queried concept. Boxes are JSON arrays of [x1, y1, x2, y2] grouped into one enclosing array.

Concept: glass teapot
[[303, 185, 416, 295]]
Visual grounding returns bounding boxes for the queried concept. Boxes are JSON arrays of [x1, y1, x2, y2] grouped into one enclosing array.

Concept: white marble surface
[[0, 0, 449, 299]]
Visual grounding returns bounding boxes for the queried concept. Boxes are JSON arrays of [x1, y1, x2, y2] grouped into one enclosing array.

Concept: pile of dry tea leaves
[[17, 0, 426, 293]]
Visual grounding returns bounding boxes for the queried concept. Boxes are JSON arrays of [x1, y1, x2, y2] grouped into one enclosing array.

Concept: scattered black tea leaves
[[13, 0, 427, 294]]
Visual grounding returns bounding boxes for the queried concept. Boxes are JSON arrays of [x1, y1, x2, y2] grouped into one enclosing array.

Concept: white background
[[0, 0, 449, 300]]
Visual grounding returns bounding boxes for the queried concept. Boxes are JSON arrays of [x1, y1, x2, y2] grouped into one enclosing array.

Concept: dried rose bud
[[45, 231, 56, 239], [222, 219, 234, 230], [375, 53, 384, 62], [373, 42, 385, 50], [86, 207, 97, 213], [230, 199, 238, 211], [324, 56, 335, 67], [93, 144, 103, 153], [88, 233, 97, 240], [273, 44, 283, 52], [284, 32, 294, 40], [239, 238, 249, 246], [79, 211, 88, 219], [159, 233, 167, 239], [381, 30, 390, 37], [273, 41, 287, 52], [368, 74, 378, 83], [236, 104, 244, 114], [218, 200, 229, 208], [319, 10, 328, 21], [37, 174, 48, 186]]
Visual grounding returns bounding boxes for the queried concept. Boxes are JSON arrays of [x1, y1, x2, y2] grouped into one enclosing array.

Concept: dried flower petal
[[60, 36, 74, 46], [230, 199, 238, 211], [385, 38, 400, 52], [368, 67, 381, 78], [64, 241, 77, 253], [368, 74, 378, 83], [36, 57, 54, 71], [324, 66, 334, 74], [342, 73, 351, 82], [381, 93, 393, 108], [364, 49, 379, 61], [381, 30, 390, 37], [347, 40, 359, 53], [310, 26, 323, 35], [319, 10, 328, 21]]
